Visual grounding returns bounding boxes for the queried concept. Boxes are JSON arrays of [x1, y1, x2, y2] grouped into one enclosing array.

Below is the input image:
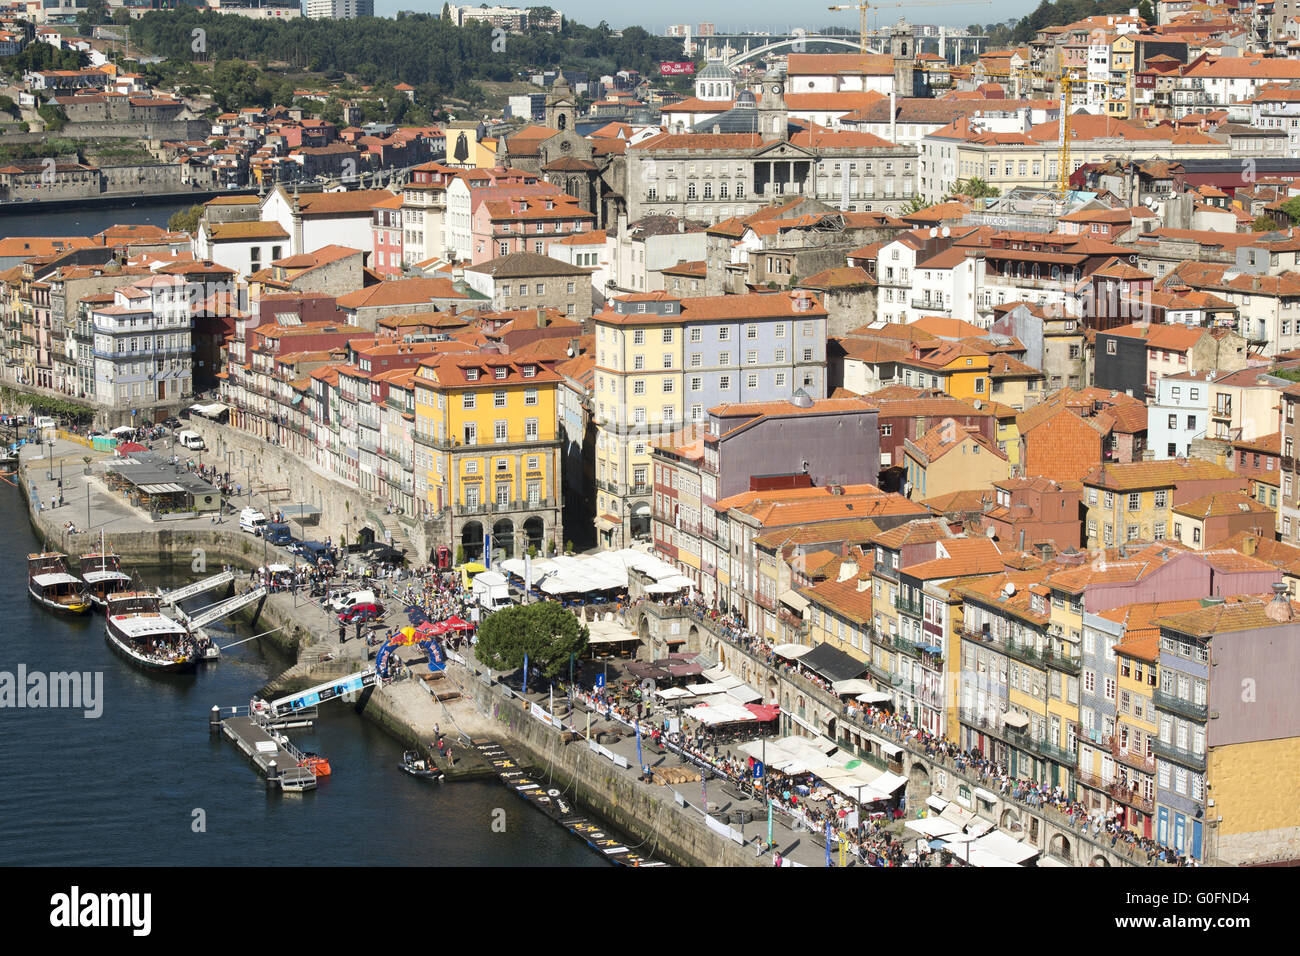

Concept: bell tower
[[545, 71, 576, 132], [758, 67, 788, 140], [891, 33, 917, 99]]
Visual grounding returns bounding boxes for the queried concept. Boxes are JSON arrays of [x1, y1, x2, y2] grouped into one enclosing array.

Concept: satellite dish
[[929, 227, 938, 238], [986, 525, 997, 538], [1003, 580, 1016, 597], [941, 226, 950, 237]]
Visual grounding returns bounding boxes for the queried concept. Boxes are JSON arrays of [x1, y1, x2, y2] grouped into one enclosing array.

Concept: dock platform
[[474, 740, 666, 867], [215, 708, 318, 792]]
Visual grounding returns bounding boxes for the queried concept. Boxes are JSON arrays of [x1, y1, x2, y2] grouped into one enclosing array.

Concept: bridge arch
[[726, 37, 882, 68]]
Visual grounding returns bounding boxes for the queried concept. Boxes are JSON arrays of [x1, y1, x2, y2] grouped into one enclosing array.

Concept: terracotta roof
[[905, 421, 1007, 465], [1171, 491, 1274, 520], [1083, 458, 1240, 491], [336, 277, 475, 309], [803, 576, 873, 625], [1155, 596, 1300, 636]]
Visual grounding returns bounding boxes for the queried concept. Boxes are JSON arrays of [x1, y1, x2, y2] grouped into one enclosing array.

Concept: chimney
[[1266, 581, 1293, 622], [1242, 534, 1258, 557]]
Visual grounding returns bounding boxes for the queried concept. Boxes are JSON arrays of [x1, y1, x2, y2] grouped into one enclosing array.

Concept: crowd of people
[[630, 593, 1200, 867]]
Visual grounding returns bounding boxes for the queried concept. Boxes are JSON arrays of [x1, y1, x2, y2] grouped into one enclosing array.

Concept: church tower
[[545, 71, 576, 132], [758, 67, 788, 140], [891, 33, 917, 99]]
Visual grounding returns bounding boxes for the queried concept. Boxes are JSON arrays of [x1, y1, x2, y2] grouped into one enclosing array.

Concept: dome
[[698, 61, 734, 81], [734, 89, 757, 109]]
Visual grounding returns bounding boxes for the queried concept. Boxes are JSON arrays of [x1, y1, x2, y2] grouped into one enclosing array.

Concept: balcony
[[1153, 690, 1207, 722], [909, 298, 952, 314], [1006, 728, 1077, 767], [1105, 735, 1157, 773], [892, 595, 923, 616], [1108, 782, 1154, 814], [1151, 738, 1206, 771]]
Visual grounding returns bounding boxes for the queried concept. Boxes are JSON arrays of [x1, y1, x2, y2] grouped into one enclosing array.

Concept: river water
[[0, 199, 184, 239], [0, 483, 605, 866]]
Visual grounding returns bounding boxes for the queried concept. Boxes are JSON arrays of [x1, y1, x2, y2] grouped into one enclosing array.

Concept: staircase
[[378, 510, 414, 558]]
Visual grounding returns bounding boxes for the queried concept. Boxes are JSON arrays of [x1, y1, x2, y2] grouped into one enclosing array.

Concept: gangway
[[183, 586, 267, 629], [265, 668, 377, 718], [159, 571, 234, 608]]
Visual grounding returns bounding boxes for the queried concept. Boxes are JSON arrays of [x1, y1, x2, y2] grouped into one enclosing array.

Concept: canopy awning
[[925, 795, 949, 814], [778, 588, 810, 613], [1002, 711, 1029, 730], [869, 736, 903, 759], [856, 690, 892, 705], [905, 817, 961, 838], [968, 830, 1039, 865], [973, 786, 1000, 804], [771, 643, 813, 660], [831, 678, 875, 696], [797, 642, 868, 683], [655, 687, 695, 701]]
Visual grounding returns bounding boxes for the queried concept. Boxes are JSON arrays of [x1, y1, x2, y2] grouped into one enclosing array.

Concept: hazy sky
[[381, 1, 1041, 31]]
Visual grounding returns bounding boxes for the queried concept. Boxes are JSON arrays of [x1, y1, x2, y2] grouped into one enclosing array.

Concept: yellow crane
[[965, 65, 1080, 195]]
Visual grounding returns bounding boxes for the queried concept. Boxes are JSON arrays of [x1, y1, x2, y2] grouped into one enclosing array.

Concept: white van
[[177, 430, 205, 450], [239, 507, 268, 535], [329, 588, 376, 614], [33, 416, 57, 430]]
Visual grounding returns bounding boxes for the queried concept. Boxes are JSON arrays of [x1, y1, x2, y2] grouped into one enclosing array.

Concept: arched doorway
[[523, 516, 545, 554], [688, 624, 699, 649], [908, 762, 930, 791], [461, 521, 484, 560], [492, 518, 515, 560], [1090, 854, 1111, 867], [1049, 833, 1072, 862], [638, 614, 650, 644], [1000, 808, 1023, 833], [766, 676, 779, 704], [629, 501, 651, 540], [357, 526, 376, 548]]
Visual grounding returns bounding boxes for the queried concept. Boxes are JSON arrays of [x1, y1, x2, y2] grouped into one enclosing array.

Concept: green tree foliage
[[950, 176, 999, 200], [1137, 0, 1154, 23], [77, 0, 110, 37], [902, 194, 934, 214], [1010, 1, 1142, 45], [475, 601, 588, 679], [1281, 197, 1300, 224], [126, 10, 684, 99], [0, 43, 88, 77], [37, 101, 68, 132], [168, 204, 204, 234], [1253, 215, 1279, 233]]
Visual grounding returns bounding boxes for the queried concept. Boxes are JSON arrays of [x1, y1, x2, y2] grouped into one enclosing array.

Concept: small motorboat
[[297, 753, 331, 777], [399, 750, 443, 779]]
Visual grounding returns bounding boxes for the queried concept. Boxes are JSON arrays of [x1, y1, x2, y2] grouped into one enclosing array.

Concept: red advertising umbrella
[[425, 621, 450, 635], [443, 615, 473, 631]]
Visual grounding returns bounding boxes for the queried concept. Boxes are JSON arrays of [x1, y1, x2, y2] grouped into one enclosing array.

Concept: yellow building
[[903, 420, 1010, 501], [1082, 459, 1244, 549], [896, 342, 992, 404], [412, 352, 563, 561]]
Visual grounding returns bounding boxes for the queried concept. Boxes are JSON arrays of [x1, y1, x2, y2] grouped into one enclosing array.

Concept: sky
[[380, 1, 1043, 32]]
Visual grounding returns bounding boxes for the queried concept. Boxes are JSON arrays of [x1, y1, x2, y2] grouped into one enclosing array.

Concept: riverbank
[[13, 440, 746, 866]]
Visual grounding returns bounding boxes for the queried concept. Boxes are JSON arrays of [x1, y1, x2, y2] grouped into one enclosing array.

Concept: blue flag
[[825, 820, 833, 868], [522, 652, 528, 695], [635, 720, 643, 772]]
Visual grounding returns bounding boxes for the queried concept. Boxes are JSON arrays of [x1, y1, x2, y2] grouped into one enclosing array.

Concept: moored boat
[[399, 750, 443, 779], [28, 552, 91, 614], [79, 545, 133, 610], [104, 590, 198, 673]]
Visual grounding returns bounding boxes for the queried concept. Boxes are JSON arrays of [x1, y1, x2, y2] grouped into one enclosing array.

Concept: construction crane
[[828, 1, 992, 144], [965, 66, 1080, 196]]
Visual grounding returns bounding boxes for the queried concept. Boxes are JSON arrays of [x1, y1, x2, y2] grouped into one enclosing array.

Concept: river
[[0, 199, 187, 239], [0, 483, 606, 866]]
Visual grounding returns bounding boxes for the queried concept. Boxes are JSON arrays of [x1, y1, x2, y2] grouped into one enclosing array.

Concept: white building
[[304, 0, 373, 18], [1147, 372, 1208, 460], [90, 277, 193, 409]]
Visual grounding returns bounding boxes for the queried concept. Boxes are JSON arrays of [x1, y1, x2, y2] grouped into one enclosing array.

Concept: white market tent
[[968, 830, 1040, 865], [831, 679, 876, 696], [725, 684, 762, 704], [655, 687, 695, 701], [856, 690, 893, 705], [905, 816, 962, 839], [684, 701, 758, 725], [771, 643, 813, 660]]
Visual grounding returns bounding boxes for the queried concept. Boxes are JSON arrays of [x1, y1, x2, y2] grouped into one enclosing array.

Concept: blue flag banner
[[635, 721, 643, 772], [522, 652, 529, 696], [825, 821, 833, 867]]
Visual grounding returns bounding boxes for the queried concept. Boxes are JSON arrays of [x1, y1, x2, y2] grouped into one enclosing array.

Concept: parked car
[[338, 602, 384, 624]]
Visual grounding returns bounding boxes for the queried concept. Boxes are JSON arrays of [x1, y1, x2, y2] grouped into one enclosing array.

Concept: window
[[494, 390, 506, 408], [524, 388, 537, 406], [662, 379, 674, 393], [718, 327, 730, 341], [633, 330, 645, 345], [690, 328, 702, 342], [662, 329, 673, 343], [525, 418, 538, 440], [1128, 492, 1140, 511], [462, 393, 476, 410], [494, 420, 508, 443]]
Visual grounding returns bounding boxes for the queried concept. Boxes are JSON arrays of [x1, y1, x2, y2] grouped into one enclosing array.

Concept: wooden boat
[[28, 552, 91, 614], [79, 542, 133, 611], [103, 590, 198, 674]]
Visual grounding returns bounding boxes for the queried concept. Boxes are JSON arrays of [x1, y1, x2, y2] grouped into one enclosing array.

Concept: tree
[[950, 176, 999, 200], [168, 204, 203, 234], [1253, 215, 1279, 233], [77, 0, 109, 37], [1280, 196, 1300, 225], [475, 601, 588, 678], [902, 194, 934, 214], [1137, 0, 1154, 23]]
